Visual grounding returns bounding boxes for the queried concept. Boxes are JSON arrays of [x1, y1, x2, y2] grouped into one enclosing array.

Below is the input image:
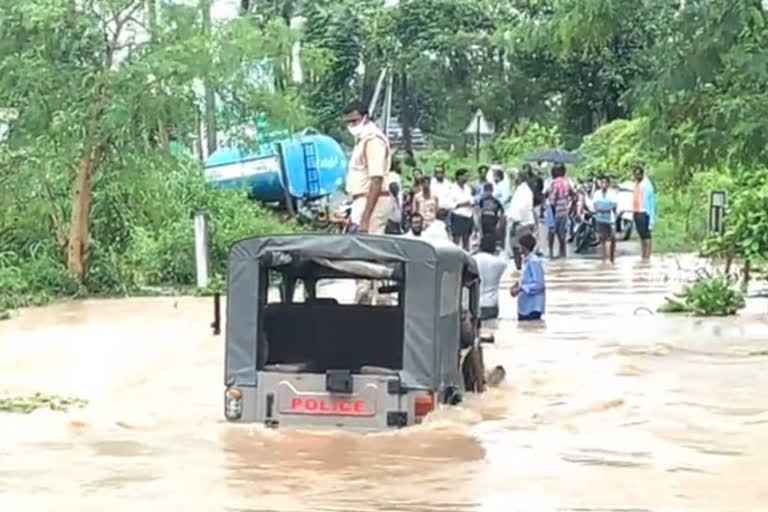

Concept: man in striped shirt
[[545, 163, 576, 259]]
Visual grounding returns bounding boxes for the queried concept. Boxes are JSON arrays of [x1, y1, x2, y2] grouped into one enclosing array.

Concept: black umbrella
[[525, 149, 582, 165]]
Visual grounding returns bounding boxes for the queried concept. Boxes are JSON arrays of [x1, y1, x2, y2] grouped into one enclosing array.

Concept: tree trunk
[[67, 147, 102, 280], [360, 60, 377, 106], [399, 71, 413, 155], [147, 0, 157, 30], [743, 260, 751, 289], [201, 0, 217, 155], [195, 106, 205, 162], [147, 0, 169, 149]]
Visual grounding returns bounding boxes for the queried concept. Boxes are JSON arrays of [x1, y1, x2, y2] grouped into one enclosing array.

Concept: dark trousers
[[518, 311, 542, 321], [480, 306, 499, 320]]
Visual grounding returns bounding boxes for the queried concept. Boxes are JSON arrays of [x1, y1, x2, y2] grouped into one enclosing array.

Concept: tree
[[496, 0, 672, 143], [0, 0, 304, 281], [638, 0, 768, 172]]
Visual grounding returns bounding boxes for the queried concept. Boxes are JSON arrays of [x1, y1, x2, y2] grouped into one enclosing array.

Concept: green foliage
[[638, 0, 768, 170], [96, 154, 298, 291], [1, 0, 766, 312], [497, 0, 671, 142], [0, 149, 300, 308], [651, 192, 706, 254], [0, 0, 304, 309], [659, 275, 746, 317], [0, 393, 88, 414], [301, 1, 376, 133], [491, 122, 562, 165], [578, 118, 663, 178], [702, 168, 768, 264], [197, 273, 226, 296], [413, 149, 477, 176]]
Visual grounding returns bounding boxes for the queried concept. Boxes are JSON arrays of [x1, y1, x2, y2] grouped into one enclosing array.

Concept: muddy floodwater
[[2, 254, 768, 511]]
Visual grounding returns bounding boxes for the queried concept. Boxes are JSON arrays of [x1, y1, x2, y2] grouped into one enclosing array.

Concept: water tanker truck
[[203, 133, 347, 216]]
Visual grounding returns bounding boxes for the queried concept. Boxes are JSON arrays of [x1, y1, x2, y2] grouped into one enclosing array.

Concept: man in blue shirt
[[632, 165, 656, 261], [593, 175, 618, 263], [510, 233, 545, 321]]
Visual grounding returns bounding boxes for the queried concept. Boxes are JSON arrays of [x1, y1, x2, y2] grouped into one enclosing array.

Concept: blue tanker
[[203, 134, 347, 203]]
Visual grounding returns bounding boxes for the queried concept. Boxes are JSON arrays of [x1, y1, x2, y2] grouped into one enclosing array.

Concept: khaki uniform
[[346, 124, 393, 304], [346, 125, 392, 235]]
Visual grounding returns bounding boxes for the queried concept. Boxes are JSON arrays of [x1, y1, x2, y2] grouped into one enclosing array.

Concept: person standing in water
[[593, 175, 618, 263], [507, 171, 536, 269], [510, 233, 546, 321], [342, 100, 392, 234], [545, 163, 576, 259], [524, 163, 545, 234], [474, 235, 508, 321], [632, 165, 656, 261]]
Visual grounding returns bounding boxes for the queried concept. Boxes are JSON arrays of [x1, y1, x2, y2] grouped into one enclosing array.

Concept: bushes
[[407, 122, 563, 184], [659, 275, 746, 316], [0, 150, 300, 311], [577, 118, 669, 180], [491, 122, 562, 165], [0, 249, 80, 311], [89, 155, 301, 292], [701, 168, 768, 266]]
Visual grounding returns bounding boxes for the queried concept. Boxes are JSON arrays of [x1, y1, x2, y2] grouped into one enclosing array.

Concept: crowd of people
[[384, 160, 548, 321], [341, 100, 656, 321]]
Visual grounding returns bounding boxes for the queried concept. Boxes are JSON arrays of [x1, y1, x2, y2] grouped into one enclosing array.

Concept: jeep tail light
[[414, 392, 435, 423], [225, 387, 243, 420]]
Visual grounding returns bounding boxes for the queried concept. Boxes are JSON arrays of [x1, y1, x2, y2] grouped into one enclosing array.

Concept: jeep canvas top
[[223, 234, 480, 431]]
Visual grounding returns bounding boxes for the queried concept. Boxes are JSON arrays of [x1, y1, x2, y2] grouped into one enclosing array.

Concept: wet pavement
[[1, 252, 767, 511]]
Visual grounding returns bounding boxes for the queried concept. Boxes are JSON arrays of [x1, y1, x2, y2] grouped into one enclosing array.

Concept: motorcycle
[[614, 181, 634, 241], [573, 203, 601, 254]]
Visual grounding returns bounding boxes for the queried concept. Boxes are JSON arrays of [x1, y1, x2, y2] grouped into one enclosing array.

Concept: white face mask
[[347, 118, 367, 138]]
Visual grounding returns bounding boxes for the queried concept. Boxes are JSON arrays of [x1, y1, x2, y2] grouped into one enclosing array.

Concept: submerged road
[[1, 252, 767, 511]]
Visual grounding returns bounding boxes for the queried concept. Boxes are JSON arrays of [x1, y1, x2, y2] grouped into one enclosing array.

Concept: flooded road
[[2, 254, 767, 511]]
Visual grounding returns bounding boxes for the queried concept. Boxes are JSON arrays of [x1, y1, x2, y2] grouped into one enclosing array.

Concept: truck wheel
[[443, 386, 462, 405]]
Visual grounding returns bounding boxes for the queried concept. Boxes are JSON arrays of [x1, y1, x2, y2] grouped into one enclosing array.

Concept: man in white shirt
[[405, 212, 450, 242], [431, 165, 453, 234], [450, 168, 475, 250], [430, 165, 454, 215], [506, 172, 535, 269], [474, 235, 508, 320]]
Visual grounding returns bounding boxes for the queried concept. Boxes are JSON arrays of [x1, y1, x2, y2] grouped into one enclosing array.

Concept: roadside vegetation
[[1, 0, 767, 320], [0, 393, 89, 414], [659, 275, 746, 317]]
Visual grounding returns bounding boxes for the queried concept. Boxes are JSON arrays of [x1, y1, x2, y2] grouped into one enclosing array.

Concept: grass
[[0, 393, 88, 414]]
